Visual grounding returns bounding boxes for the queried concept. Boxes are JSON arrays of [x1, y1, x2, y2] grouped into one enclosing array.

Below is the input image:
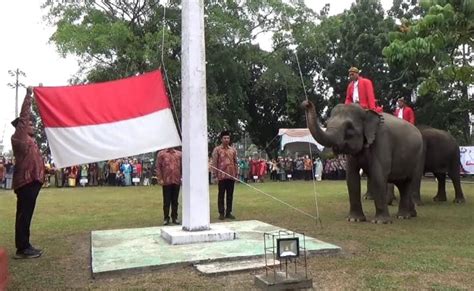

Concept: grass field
[[0, 179, 473, 289]]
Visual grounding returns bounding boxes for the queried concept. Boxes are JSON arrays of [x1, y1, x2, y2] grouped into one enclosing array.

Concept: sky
[[0, 0, 392, 153]]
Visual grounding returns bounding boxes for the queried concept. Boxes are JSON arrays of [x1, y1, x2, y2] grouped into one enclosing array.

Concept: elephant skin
[[365, 183, 397, 205], [415, 126, 466, 204], [302, 101, 424, 224]]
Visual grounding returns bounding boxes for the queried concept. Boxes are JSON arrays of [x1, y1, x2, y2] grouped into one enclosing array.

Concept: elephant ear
[[363, 110, 381, 146]]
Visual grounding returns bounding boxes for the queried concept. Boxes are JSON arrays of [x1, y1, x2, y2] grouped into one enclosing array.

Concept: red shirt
[[212, 144, 238, 181], [156, 149, 182, 185], [345, 76, 376, 110], [394, 106, 415, 124], [250, 159, 263, 177], [11, 94, 44, 190], [135, 163, 143, 176]]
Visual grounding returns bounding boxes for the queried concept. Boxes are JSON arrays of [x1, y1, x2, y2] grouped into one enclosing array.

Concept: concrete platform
[[161, 224, 236, 245], [255, 272, 313, 290], [195, 258, 280, 274], [91, 220, 340, 274]]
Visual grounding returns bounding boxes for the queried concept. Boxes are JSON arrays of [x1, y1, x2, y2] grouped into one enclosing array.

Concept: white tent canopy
[[278, 128, 325, 152]]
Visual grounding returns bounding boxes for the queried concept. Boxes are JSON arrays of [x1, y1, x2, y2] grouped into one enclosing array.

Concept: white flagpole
[[181, 0, 210, 231]]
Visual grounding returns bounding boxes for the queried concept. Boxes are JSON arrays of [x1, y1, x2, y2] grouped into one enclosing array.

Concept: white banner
[[460, 146, 474, 175]]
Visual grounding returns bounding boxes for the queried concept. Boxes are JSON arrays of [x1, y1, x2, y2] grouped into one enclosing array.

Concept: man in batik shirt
[[11, 87, 44, 259], [156, 147, 182, 225], [212, 131, 238, 220]]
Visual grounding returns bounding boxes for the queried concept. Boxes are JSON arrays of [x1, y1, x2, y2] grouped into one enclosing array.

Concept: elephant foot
[[371, 216, 392, 224], [413, 199, 423, 206], [396, 211, 412, 219], [453, 197, 466, 204], [433, 195, 447, 202], [387, 199, 397, 206], [364, 192, 374, 200], [346, 213, 366, 222]]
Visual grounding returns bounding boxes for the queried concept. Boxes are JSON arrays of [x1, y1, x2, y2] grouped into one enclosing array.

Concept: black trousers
[[218, 179, 235, 215], [162, 184, 180, 220], [108, 173, 116, 186], [15, 181, 42, 251]]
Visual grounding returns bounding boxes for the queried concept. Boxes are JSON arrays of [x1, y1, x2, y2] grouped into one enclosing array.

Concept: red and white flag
[[34, 70, 181, 168]]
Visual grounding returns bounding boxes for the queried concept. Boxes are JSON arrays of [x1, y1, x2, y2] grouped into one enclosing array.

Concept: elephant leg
[[448, 165, 466, 204], [364, 191, 374, 200], [364, 178, 374, 200], [346, 158, 366, 222], [409, 177, 420, 218], [368, 164, 391, 224], [412, 180, 423, 206], [396, 181, 416, 219], [433, 173, 447, 202], [386, 183, 396, 205]]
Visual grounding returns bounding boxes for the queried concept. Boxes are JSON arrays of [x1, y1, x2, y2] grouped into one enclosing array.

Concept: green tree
[[388, 0, 424, 20], [44, 0, 320, 157], [295, 0, 397, 114], [383, 0, 474, 144]]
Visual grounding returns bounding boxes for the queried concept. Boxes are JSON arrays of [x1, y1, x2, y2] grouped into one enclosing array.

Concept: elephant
[[368, 127, 466, 205], [302, 101, 424, 223], [414, 126, 466, 204]]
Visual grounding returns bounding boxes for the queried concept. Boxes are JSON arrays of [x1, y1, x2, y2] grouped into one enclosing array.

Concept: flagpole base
[[161, 224, 236, 245]]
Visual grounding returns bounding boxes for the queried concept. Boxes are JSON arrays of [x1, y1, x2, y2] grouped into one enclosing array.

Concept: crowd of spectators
[[0, 157, 15, 189], [1, 154, 347, 190], [213, 154, 347, 184], [0, 156, 157, 189]]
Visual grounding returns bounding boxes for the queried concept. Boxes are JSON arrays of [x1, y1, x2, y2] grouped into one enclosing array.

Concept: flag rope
[[284, 12, 323, 228], [160, 2, 182, 135], [210, 166, 319, 221]]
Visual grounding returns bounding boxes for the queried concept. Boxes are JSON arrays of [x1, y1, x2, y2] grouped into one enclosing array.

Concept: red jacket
[[345, 76, 376, 110], [394, 106, 415, 124]]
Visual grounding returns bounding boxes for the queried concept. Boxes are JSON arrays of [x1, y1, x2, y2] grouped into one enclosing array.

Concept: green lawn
[[0, 180, 473, 289]]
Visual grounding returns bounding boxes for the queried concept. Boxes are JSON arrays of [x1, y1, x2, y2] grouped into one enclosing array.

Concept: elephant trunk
[[302, 100, 338, 147]]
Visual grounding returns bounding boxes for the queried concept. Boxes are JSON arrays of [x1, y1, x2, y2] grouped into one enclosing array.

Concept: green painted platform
[[91, 220, 340, 274]]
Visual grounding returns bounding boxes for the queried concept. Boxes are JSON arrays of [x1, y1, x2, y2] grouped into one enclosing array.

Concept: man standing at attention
[[393, 98, 415, 125], [345, 67, 376, 111], [212, 131, 238, 220], [11, 87, 44, 259], [156, 147, 182, 225]]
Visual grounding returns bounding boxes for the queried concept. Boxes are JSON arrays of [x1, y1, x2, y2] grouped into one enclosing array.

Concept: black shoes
[[30, 246, 43, 254], [15, 247, 42, 259], [164, 218, 180, 225], [225, 214, 236, 219], [218, 213, 236, 220]]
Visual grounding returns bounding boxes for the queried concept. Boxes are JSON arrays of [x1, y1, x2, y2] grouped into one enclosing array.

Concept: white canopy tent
[[278, 128, 325, 153]]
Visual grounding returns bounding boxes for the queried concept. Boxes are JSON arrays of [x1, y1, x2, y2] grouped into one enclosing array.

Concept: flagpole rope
[[210, 166, 319, 221], [285, 12, 322, 228], [260, 133, 280, 154], [160, 1, 182, 134]]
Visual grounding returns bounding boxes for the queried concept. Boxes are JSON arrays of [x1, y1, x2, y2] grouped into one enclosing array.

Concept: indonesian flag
[[34, 70, 181, 168]]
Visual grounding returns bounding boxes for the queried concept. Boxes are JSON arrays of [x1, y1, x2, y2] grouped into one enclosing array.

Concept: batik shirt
[[11, 94, 44, 190], [212, 144, 238, 181], [156, 149, 182, 185]]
